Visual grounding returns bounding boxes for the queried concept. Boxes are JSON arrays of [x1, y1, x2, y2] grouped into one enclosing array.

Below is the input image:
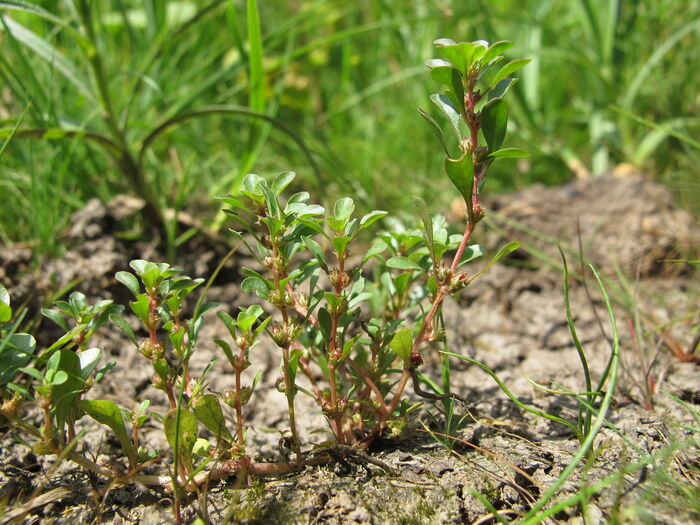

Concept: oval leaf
[[418, 108, 450, 157], [164, 408, 199, 461], [481, 98, 509, 152], [444, 153, 475, 220], [115, 271, 140, 297], [430, 94, 461, 141], [192, 394, 233, 442], [488, 148, 530, 158], [490, 58, 531, 87], [386, 256, 422, 271], [80, 399, 137, 465], [390, 328, 413, 366]]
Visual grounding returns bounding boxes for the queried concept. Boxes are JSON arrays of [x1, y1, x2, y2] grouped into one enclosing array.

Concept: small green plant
[[0, 37, 529, 521]]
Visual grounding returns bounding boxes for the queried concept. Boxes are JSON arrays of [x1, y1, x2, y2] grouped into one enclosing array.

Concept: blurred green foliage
[[1, 0, 698, 257]]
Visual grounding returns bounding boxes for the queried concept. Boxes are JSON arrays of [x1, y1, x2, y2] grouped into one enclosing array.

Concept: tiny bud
[[472, 204, 486, 224], [297, 292, 310, 308], [286, 322, 300, 342], [449, 272, 469, 293], [234, 335, 248, 349], [268, 290, 285, 308], [151, 373, 164, 390], [329, 349, 343, 364], [328, 296, 348, 317], [239, 386, 253, 405], [410, 352, 424, 368], [223, 389, 238, 407], [328, 268, 341, 288], [435, 265, 451, 284], [275, 376, 286, 393], [269, 323, 288, 348], [137, 338, 165, 360]]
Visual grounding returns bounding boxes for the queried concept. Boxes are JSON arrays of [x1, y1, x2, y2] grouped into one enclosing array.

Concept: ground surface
[[1, 173, 699, 524]]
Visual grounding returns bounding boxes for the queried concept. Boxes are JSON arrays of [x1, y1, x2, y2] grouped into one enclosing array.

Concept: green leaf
[[242, 173, 264, 193], [332, 236, 351, 257], [236, 305, 264, 335], [358, 210, 388, 232], [488, 148, 530, 158], [481, 98, 508, 152], [414, 197, 436, 266], [487, 77, 518, 100], [49, 349, 84, 429], [418, 108, 450, 157], [389, 328, 413, 366], [333, 197, 355, 221], [193, 438, 214, 457], [0, 284, 10, 311], [317, 308, 332, 342], [0, 333, 36, 386], [271, 171, 295, 196], [80, 399, 137, 466], [303, 237, 328, 273], [78, 347, 102, 379], [41, 308, 68, 332], [469, 242, 521, 284], [425, 58, 454, 85], [246, 0, 264, 109], [192, 394, 233, 442], [447, 68, 466, 116], [259, 183, 279, 218], [1, 16, 94, 102], [44, 323, 86, 352], [444, 152, 475, 217], [490, 58, 531, 87], [430, 94, 461, 141], [435, 39, 486, 73], [362, 240, 388, 263], [285, 203, 325, 218], [241, 276, 271, 299], [481, 41, 515, 65], [164, 408, 199, 467], [109, 314, 136, 344], [129, 294, 150, 325], [386, 256, 422, 271], [457, 245, 485, 266]]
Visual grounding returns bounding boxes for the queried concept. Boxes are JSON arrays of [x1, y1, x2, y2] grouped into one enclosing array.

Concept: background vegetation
[[1, 0, 699, 259]]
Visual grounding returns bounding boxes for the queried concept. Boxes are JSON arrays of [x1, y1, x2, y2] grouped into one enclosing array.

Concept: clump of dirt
[[1, 175, 698, 524]]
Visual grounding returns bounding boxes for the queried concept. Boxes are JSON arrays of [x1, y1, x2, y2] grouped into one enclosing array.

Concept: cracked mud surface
[[1, 174, 698, 524]]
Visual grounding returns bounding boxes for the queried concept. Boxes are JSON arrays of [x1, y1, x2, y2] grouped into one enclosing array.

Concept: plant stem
[[234, 356, 245, 447], [450, 222, 476, 274]]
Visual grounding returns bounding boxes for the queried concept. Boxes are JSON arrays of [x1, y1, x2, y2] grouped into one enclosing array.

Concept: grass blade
[[520, 265, 619, 524], [1, 15, 94, 102], [138, 105, 320, 179], [559, 245, 593, 436], [622, 18, 700, 111], [0, 104, 27, 157]]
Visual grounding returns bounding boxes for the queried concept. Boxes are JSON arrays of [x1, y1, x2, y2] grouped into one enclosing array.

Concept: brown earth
[[1, 174, 698, 524]]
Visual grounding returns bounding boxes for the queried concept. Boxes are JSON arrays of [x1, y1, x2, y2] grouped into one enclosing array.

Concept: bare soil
[[1, 174, 698, 524]]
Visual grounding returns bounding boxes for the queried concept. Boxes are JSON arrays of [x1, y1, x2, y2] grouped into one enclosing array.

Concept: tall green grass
[[1, 0, 698, 257]]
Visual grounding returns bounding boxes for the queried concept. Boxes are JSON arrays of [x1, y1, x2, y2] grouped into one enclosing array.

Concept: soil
[[1, 173, 698, 524]]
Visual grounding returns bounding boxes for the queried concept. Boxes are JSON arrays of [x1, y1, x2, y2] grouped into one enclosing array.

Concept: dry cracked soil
[[1, 173, 699, 524]]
